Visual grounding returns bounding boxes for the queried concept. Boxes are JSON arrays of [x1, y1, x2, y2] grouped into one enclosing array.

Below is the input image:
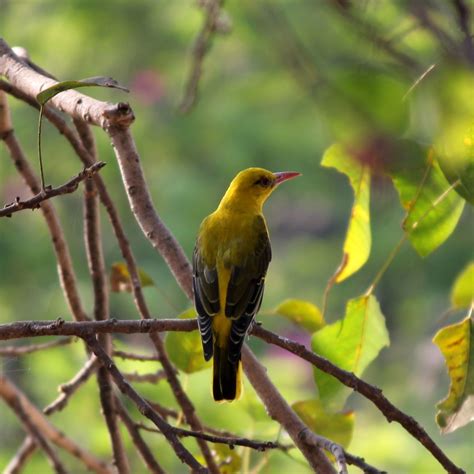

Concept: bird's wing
[[193, 245, 220, 361], [225, 216, 272, 363]]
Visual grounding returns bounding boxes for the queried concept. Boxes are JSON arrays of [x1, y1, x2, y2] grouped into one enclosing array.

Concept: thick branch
[[0, 318, 196, 340], [106, 125, 193, 299], [242, 347, 336, 474], [0, 38, 134, 128]]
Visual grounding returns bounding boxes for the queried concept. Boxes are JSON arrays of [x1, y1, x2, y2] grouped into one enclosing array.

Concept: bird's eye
[[255, 176, 271, 187]]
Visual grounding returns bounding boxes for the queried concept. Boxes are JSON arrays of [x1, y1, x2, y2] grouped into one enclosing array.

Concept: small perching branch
[[140, 422, 283, 452], [0, 161, 106, 218], [0, 317, 196, 340]]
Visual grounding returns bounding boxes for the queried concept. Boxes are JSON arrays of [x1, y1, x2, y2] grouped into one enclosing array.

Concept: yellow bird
[[193, 168, 301, 401]]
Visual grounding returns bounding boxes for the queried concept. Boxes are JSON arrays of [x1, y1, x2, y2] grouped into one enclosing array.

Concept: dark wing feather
[[193, 247, 219, 361], [226, 217, 272, 364]]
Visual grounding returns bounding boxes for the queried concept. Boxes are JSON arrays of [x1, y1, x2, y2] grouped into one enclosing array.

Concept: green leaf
[[36, 76, 129, 105], [436, 122, 474, 205], [292, 399, 355, 449], [273, 299, 325, 332], [389, 145, 465, 257], [312, 295, 389, 409], [432, 64, 474, 204], [110, 262, 154, 293], [322, 144, 371, 282], [451, 262, 474, 309], [165, 309, 210, 374], [433, 314, 474, 433]]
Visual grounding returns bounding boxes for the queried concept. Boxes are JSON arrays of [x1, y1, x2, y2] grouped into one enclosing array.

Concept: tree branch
[[0, 38, 134, 128], [0, 91, 90, 322], [82, 334, 207, 473], [3, 436, 37, 474], [115, 399, 166, 474], [3, 391, 69, 474], [0, 375, 111, 474], [251, 325, 465, 474], [0, 337, 74, 356], [80, 121, 130, 474], [43, 355, 99, 415], [0, 161, 106, 218], [179, 0, 226, 113]]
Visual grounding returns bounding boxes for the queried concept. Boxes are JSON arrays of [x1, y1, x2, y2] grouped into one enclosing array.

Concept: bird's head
[[218, 167, 301, 212]]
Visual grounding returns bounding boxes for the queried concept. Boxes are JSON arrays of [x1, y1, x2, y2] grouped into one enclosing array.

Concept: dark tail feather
[[213, 345, 241, 402]]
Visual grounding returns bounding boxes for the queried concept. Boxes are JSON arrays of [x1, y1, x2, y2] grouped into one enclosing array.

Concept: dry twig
[[0, 162, 106, 218]]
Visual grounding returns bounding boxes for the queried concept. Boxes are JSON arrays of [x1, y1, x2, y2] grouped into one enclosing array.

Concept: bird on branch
[[193, 167, 301, 401]]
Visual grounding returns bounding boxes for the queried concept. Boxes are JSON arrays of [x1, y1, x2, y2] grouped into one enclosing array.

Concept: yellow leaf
[[322, 144, 371, 283], [110, 262, 154, 293], [292, 399, 355, 449], [273, 299, 325, 332], [433, 314, 474, 433]]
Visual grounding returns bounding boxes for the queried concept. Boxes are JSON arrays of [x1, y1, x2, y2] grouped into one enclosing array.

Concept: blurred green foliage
[[0, 1, 473, 472]]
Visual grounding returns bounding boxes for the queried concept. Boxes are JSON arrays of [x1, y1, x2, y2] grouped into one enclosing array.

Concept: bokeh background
[[0, 1, 472, 472]]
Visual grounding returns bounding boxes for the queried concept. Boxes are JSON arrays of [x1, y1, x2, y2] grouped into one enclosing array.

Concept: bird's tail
[[212, 344, 242, 402]]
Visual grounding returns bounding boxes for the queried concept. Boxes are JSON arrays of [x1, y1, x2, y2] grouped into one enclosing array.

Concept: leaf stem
[[37, 105, 46, 190], [367, 178, 461, 294]]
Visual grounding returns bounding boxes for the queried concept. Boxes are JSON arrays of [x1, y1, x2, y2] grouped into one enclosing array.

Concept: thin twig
[[179, 0, 226, 113], [7, 394, 69, 474], [0, 91, 89, 322], [80, 119, 130, 474], [3, 436, 37, 474], [0, 162, 106, 218], [43, 355, 99, 415], [113, 349, 160, 362], [115, 400, 166, 474], [0, 375, 111, 474], [123, 370, 166, 384], [299, 428, 347, 474], [0, 337, 74, 356], [451, 0, 474, 61]]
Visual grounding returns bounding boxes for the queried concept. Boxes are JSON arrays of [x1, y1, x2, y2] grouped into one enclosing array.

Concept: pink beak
[[273, 171, 302, 185]]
